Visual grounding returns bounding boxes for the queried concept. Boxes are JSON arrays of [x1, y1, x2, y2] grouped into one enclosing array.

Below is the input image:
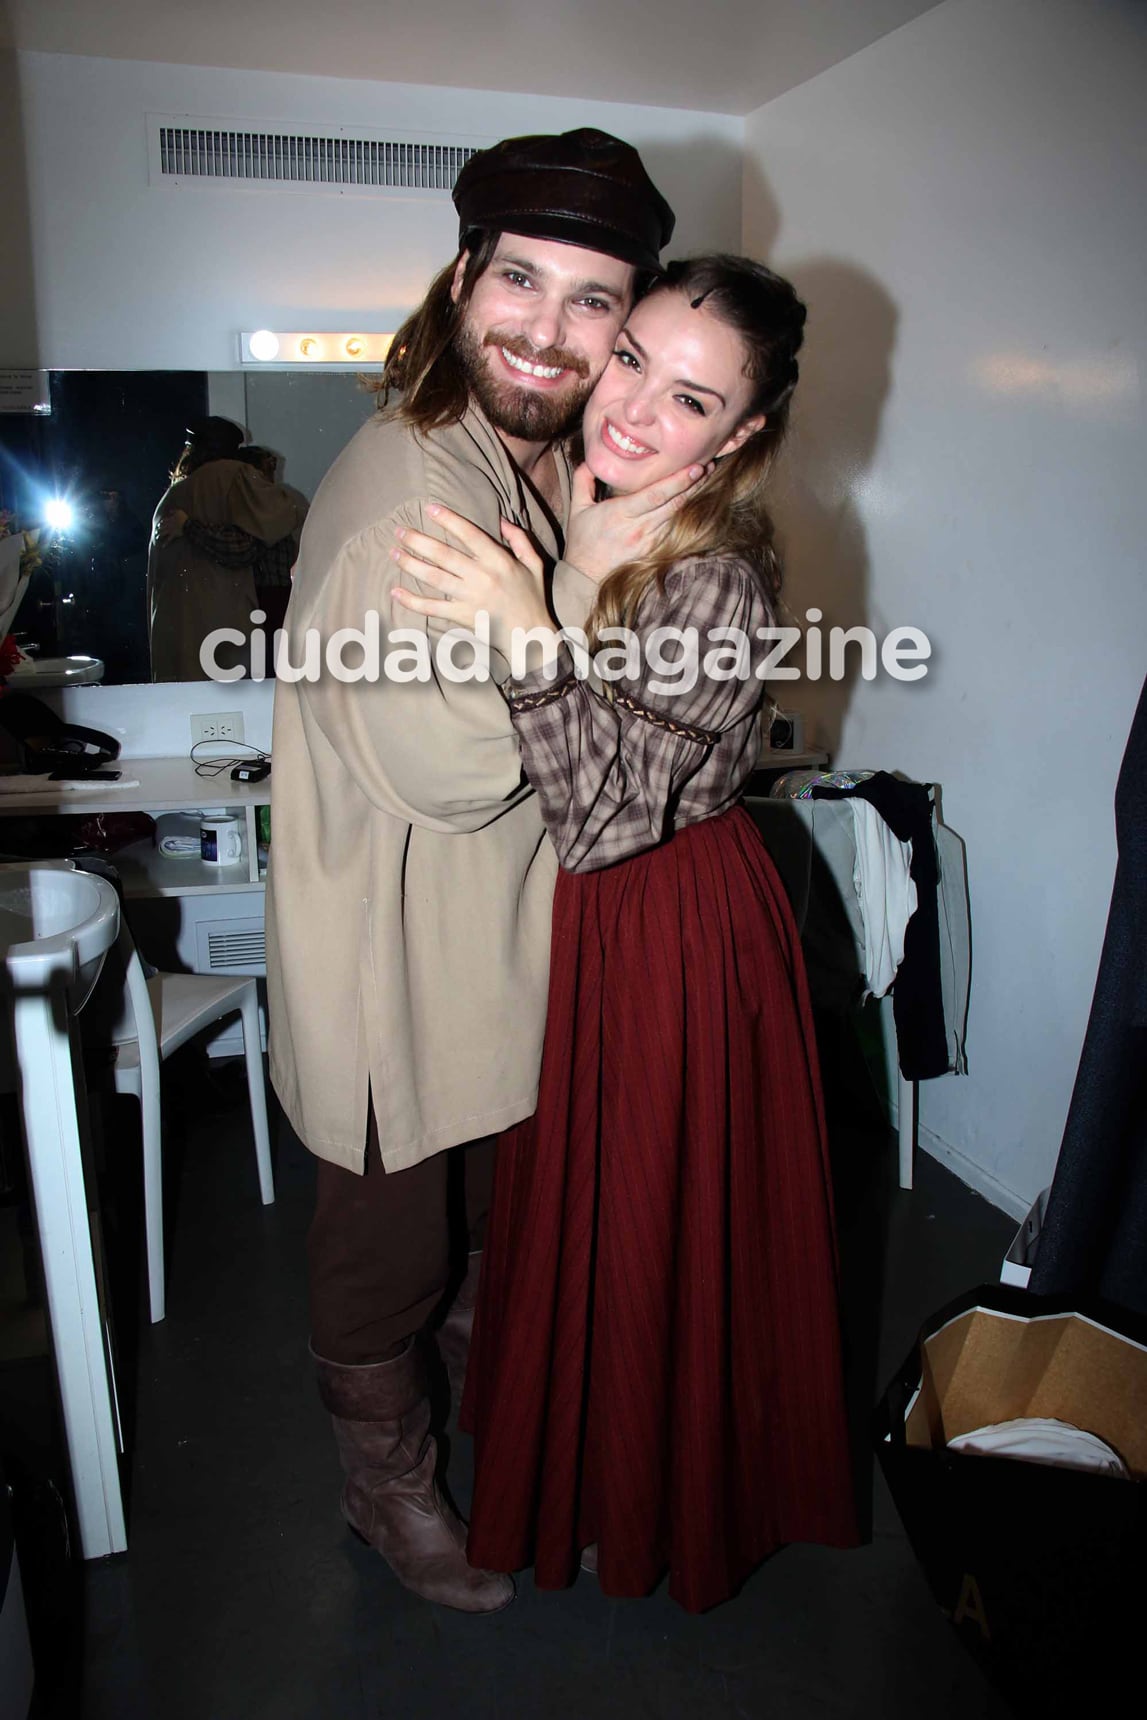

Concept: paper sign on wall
[[0, 372, 51, 414]]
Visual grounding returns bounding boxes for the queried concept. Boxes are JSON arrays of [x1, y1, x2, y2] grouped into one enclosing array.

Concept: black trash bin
[[875, 1284, 1147, 1718]]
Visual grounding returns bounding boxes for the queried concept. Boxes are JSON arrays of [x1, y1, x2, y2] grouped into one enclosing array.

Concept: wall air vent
[[195, 920, 267, 975], [147, 115, 480, 196]]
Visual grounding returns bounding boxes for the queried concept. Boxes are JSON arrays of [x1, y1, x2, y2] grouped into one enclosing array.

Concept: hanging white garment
[[848, 799, 917, 1001]]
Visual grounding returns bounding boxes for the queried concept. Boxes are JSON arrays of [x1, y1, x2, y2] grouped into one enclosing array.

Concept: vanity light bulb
[[298, 337, 320, 359], [45, 498, 74, 531], [248, 329, 280, 362], [343, 336, 365, 358]]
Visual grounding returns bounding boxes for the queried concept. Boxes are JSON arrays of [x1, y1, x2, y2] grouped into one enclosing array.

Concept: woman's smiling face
[[581, 289, 765, 494]]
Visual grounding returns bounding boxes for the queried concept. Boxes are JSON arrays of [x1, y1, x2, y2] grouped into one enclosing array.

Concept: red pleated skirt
[[461, 805, 857, 1613]]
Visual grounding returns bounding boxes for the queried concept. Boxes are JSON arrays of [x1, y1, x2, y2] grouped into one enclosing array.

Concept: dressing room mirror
[[0, 370, 378, 683]]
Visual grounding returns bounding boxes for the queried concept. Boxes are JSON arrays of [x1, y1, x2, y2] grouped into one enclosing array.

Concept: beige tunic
[[148, 459, 306, 681], [265, 402, 595, 1174]]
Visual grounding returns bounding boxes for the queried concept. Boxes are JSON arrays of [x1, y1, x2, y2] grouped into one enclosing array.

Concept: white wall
[[14, 52, 743, 369], [744, 0, 1147, 1213], [50, 677, 275, 756]]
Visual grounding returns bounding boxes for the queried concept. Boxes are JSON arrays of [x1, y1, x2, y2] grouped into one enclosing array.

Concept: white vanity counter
[[0, 755, 265, 815], [0, 757, 270, 897]]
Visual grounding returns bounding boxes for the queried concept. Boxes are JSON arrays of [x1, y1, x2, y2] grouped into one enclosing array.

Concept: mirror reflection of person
[[165, 445, 308, 654], [147, 418, 307, 681], [237, 447, 307, 637], [391, 256, 857, 1613]]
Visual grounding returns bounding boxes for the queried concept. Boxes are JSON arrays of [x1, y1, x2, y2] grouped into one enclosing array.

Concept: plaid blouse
[[183, 519, 256, 569], [184, 519, 298, 586], [506, 556, 771, 874]]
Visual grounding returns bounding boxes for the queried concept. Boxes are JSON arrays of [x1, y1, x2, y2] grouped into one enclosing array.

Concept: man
[[265, 130, 682, 1613]]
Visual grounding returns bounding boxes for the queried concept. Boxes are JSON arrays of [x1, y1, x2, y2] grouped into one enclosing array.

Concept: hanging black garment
[[810, 772, 950, 1079], [1030, 675, 1147, 1317]]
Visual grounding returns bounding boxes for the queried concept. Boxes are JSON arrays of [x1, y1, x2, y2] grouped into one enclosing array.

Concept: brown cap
[[453, 128, 675, 275]]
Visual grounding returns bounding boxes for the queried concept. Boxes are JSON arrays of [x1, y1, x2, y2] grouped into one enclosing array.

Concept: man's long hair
[[585, 255, 807, 647], [371, 232, 501, 433]]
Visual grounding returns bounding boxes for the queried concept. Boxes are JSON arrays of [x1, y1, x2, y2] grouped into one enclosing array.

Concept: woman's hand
[[563, 459, 711, 584], [390, 504, 554, 657], [155, 507, 188, 547]]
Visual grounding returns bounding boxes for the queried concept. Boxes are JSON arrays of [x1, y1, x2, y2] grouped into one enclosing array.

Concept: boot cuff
[[311, 1340, 426, 1421]]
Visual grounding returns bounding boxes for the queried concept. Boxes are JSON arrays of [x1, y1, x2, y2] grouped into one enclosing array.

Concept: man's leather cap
[[453, 128, 675, 274], [185, 416, 244, 456]]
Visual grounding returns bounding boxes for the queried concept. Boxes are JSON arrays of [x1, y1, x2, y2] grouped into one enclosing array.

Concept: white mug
[[200, 813, 243, 866]]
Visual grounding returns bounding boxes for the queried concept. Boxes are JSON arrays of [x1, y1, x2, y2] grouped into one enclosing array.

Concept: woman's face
[[581, 290, 765, 495]]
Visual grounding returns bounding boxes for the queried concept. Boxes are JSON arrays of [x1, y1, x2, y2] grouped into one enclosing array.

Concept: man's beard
[[453, 322, 595, 443]]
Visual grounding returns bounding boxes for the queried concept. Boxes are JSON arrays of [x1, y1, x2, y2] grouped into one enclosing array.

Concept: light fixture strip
[[240, 330, 394, 365]]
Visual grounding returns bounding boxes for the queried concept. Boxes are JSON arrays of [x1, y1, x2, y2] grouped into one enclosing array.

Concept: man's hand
[[563, 460, 710, 584]]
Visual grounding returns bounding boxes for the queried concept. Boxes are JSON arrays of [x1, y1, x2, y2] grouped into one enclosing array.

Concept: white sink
[[8, 655, 105, 688], [0, 863, 120, 1007]]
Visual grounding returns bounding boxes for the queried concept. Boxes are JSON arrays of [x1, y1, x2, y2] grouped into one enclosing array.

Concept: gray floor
[[11, 1043, 1020, 1719]]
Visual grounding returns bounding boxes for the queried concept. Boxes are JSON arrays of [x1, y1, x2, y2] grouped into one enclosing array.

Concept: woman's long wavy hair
[[370, 231, 502, 432], [169, 447, 234, 484], [585, 255, 806, 647]]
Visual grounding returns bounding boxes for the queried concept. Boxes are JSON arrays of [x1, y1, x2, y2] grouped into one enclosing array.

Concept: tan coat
[[148, 459, 306, 681], [265, 403, 594, 1174]]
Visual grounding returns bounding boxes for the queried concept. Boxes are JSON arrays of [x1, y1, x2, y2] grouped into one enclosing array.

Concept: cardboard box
[[876, 1286, 1147, 1717]]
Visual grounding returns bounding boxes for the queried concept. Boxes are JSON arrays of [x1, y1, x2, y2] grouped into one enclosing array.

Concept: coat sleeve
[[506, 558, 769, 872], [289, 494, 537, 834]]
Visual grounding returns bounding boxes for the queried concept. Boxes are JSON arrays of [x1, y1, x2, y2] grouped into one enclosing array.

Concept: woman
[[391, 255, 857, 1613]]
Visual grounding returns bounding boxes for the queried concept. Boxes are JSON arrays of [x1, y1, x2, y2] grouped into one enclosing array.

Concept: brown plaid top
[[506, 556, 771, 874], [184, 519, 298, 586], [183, 519, 257, 569]]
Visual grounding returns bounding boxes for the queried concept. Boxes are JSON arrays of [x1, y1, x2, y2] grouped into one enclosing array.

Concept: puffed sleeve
[[506, 557, 770, 872], [226, 466, 308, 545], [290, 497, 535, 834]]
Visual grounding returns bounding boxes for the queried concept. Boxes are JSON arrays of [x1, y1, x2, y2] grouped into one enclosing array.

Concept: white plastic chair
[[2, 855, 275, 1322], [0, 856, 273, 1323], [105, 926, 274, 1322]]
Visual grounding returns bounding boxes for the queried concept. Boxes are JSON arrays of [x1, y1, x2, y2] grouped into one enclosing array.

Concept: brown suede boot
[[435, 1250, 482, 1412], [312, 1341, 513, 1614]]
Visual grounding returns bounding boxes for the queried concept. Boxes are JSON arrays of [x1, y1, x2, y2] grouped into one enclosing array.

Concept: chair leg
[[239, 988, 275, 1206], [139, 1078, 166, 1324]]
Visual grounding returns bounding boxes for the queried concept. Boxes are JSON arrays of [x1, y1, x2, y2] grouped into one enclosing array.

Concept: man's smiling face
[[451, 234, 635, 445]]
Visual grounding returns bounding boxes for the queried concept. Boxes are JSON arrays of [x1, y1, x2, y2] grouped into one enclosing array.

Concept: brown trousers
[[307, 1109, 495, 1365]]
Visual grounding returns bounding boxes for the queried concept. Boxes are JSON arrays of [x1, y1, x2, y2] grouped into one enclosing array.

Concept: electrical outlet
[[191, 712, 245, 745]]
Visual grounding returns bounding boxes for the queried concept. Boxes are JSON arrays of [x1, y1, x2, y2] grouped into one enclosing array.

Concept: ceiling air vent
[[147, 115, 480, 195]]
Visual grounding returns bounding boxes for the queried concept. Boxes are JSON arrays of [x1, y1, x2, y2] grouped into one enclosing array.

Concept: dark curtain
[[1030, 674, 1147, 1316]]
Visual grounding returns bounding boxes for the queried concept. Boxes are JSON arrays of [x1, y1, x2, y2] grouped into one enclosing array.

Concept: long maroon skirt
[[461, 805, 857, 1613]]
